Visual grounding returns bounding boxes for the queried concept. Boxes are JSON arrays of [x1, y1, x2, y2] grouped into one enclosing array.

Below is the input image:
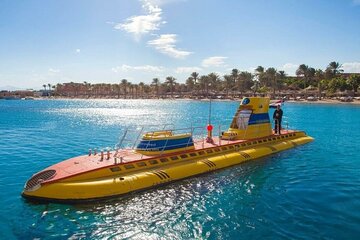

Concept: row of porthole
[[109, 133, 297, 173]]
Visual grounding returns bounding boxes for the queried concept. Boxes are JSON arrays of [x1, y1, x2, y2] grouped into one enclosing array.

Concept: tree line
[[49, 61, 360, 99]]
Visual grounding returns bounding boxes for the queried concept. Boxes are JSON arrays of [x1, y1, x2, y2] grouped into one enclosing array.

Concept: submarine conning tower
[[222, 97, 272, 140]]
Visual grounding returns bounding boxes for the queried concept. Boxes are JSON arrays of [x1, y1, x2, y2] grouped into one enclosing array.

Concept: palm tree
[[255, 66, 267, 87], [223, 74, 233, 98], [276, 70, 286, 94], [127, 82, 132, 98], [120, 79, 128, 98], [265, 68, 277, 97], [151, 78, 160, 98], [191, 72, 199, 97], [165, 76, 176, 98], [42, 84, 46, 92], [207, 72, 219, 97], [326, 61, 343, 77], [231, 69, 239, 94], [185, 77, 195, 97], [139, 82, 145, 98], [47, 83, 51, 96], [347, 74, 360, 93], [296, 64, 309, 88], [239, 71, 254, 95], [315, 69, 324, 99]]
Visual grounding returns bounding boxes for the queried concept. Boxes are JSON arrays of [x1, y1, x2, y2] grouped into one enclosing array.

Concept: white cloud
[[175, 67, 202, 74], [148, 34, 192, 59], [114, 0, 164, 39], [75, 49, 81, 53], [342, 62, 360, 73], [48, 68, 60, 73], [112, 64, 165, 73], [201, 56, 227, 68], [280, 63, 298, 76]]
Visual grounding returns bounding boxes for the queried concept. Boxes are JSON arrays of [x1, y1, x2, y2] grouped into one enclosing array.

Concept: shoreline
[[3, 96, 360, 105]]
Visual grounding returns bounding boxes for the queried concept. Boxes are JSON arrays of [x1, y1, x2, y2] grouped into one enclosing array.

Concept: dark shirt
[[273, 109, 283, 121]]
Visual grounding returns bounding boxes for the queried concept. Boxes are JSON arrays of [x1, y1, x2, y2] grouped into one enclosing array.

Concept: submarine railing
[[114, 117, 291, 162]]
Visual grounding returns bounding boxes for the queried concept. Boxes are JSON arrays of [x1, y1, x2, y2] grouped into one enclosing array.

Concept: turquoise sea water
[[0, 99, 360, 239]]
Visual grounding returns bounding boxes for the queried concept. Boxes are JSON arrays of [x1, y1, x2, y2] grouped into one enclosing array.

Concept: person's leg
[[278, 120, 282, 134]]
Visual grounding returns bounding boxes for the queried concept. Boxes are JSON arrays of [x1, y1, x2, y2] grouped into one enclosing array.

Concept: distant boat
[[269, 99, 283, 108]]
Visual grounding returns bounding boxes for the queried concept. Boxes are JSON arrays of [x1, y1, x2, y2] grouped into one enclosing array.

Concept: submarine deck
[[39, 130, 295, 184]]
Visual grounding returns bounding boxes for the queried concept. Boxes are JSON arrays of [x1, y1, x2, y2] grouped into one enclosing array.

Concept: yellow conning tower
[[222, 97, 272, 140]]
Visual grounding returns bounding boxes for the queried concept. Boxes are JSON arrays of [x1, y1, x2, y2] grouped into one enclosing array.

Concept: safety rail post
[[132, 127, 144, 149], [218, 124, 222, 146], [185, 127, 194, 149]]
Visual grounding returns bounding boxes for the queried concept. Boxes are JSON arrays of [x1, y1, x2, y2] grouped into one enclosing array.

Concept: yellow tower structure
[[222, 97, 272, 140]]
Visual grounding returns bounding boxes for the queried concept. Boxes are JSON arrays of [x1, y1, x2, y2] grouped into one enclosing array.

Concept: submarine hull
[[22, 132, 313, 203]]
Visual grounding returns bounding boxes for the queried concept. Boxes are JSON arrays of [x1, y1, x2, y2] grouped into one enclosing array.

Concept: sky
[[0, 0, 360, 90]]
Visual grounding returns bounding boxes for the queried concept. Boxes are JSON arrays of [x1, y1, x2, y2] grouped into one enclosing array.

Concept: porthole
[[160, 158, 169, 163], [149, 160, 158, 165], [124, 164, 135, 169], [136, 162, 147, 167], [110, 167, 121, 172]]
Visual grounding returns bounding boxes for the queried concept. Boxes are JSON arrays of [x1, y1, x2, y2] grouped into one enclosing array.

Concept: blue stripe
[[248, 113, 270, 125], [137, 136, 194, 151]]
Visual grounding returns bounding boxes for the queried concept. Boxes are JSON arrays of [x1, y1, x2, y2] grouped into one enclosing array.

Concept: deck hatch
[[239, 152, 251, 159], [25, 170, 56, 191]]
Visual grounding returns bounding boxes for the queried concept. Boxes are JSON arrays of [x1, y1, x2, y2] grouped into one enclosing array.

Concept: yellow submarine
[[22, 97, 313, 203]]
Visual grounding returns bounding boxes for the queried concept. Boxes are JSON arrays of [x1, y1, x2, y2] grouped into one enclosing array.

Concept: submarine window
[[199, 151, 205, 155], [272, 138, 276, 141], [206, 149, 213, 154], [237, 109, 252, 130], [170, 156, 179, 160], [221, 147, 228, 151], [253, 141, 258, 144], [263, 139, 268, 142], [180, 154, 188, 159], [228, 146, 234, 149], [110, 167, 121, 172], [160, 158, 169, 163], [214, 148, 220, 152], [258, 140, 263, 143], [189, 153, 197, 157], [281, 136, 285, 139], [277, 137, 280, 139], [137, 162, 147, 167], [247, 142, 252, 146], [124, 164, 135, 169], [241, 143, 246, 147], [149, 160, 159, 165]]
